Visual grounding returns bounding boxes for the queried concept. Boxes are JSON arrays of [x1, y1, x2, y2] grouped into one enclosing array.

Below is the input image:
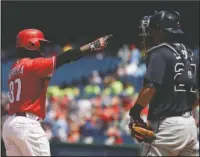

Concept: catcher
[[128, 11, 199, 156]]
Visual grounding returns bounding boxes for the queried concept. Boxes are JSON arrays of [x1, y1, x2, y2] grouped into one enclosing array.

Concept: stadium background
[[1, 1, 199, 156]]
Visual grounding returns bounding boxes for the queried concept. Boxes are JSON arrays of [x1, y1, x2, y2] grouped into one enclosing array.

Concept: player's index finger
[[105, 34, 113, 39]]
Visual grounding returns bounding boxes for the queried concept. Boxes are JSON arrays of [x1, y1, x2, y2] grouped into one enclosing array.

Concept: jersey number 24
[[174, 63, 196, 93]]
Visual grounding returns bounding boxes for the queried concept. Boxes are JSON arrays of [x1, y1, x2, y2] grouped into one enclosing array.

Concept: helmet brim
[[29, 38, 51, 43], [38, 38, 51, 43], [164, 28, 184, 34]]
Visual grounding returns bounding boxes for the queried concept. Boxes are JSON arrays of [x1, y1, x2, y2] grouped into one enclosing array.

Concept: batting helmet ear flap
[[28, 39, 41, 50]]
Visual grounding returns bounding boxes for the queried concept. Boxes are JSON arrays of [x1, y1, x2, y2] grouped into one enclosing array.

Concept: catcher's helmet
[[149, 11, 183, 34], [16, 29, 50, 51], [139, 11, 183, 55], [140, 11, 183, 36]]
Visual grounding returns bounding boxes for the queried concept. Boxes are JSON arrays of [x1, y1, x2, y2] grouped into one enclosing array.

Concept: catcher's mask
[[139, 10, 184, 56]]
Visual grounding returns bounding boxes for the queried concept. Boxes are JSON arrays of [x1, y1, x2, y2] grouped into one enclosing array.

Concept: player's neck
[[18, 49, 43, 59]]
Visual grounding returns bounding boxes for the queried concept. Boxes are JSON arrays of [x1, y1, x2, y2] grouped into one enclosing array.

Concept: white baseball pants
[[2, 114, 50, 156], [141, 115, 199, 156]]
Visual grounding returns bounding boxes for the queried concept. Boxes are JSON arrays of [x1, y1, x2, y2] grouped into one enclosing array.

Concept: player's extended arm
[[56, 35, 112, 68], [129, 84, 156, 120]]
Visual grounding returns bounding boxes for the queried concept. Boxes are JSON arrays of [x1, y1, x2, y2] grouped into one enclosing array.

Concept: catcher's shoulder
[[147, 42, 175, 54]]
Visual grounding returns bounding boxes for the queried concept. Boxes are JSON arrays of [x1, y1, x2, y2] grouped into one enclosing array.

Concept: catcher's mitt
[[129, 119, 156, 143]]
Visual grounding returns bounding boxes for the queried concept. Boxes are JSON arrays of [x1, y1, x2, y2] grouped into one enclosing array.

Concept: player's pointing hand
[[89, 34, 113, 51]]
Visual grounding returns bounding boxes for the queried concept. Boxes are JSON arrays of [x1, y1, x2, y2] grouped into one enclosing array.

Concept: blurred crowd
[[1, 44, 199, 146]]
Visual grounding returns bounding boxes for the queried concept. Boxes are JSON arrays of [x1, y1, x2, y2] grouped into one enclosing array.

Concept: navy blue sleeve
[[56, 48, 84, 68], [145, 51, 166, 85]]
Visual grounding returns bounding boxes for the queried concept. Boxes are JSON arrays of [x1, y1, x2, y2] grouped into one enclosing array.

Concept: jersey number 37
[[8, 78, 22, 103]]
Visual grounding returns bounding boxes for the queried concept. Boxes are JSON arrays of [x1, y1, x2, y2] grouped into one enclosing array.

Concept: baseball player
[[2, 29, 112, 156], [128, 11, 199, 156]]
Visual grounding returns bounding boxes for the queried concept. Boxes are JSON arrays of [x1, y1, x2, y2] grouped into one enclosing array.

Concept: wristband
[[89, 40, 101, 51], [129, 104, 144, 120]]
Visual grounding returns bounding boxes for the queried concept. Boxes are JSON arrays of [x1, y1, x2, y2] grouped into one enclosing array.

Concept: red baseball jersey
[[8, 57, 56, 119]]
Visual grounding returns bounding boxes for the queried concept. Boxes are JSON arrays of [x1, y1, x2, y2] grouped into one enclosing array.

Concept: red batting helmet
[[16, 29, 50, 51]]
